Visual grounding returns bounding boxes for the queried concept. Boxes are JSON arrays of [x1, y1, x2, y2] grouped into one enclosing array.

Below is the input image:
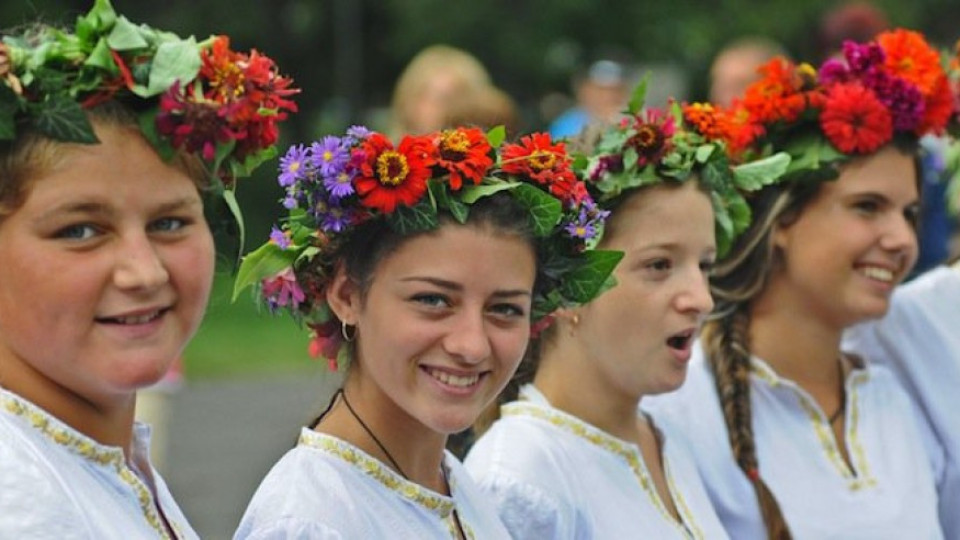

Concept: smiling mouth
[[857, 265, 895, 283], [423, 367, 482, 388], [96, 308, 168, 325]]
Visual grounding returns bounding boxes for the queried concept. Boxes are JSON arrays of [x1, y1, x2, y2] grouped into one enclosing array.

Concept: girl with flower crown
[[645, 29, 949, 539], [463, 81, 789, 539], [0, 1, 297, 538], [232, 125, 617, 538]]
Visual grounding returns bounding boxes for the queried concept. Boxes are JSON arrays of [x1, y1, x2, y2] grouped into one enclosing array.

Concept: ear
[[553, 307, 582, 329], [772, 223, 790, 251], [325, 263, 362, 325]]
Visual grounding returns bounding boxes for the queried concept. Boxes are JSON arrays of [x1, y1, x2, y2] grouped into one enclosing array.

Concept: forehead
[[602, 182, 715, 249], [821, 146, 918, 202]]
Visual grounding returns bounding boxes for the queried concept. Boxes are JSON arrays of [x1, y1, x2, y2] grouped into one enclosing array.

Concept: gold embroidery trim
[[0, 392, 172, 539], [503, 402, 703, 539], [298, 431, 474, 538], [750, 361, 877, 491]]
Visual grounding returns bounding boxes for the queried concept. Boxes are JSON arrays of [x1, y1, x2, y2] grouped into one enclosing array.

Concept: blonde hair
[[389, 45, 492, 137]]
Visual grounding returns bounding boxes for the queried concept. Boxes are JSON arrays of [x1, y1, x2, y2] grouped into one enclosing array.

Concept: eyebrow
[[400, 276, 532, 298], [36, 197, 201, 223]]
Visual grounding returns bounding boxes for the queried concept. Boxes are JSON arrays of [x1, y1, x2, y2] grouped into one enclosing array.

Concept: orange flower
[[430, 128, 493, 190], [878, 29, 944, 95], [917, 74, 954, 134], [742, 58, 811, 124]]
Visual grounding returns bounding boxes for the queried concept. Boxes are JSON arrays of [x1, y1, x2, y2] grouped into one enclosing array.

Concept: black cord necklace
[[338, 389, 468, 539], [828, 357, 846, 425]]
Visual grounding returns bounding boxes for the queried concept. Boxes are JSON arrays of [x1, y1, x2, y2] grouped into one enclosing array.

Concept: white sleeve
[[474, 474, 579, 540], [233, 516, 345, 540]]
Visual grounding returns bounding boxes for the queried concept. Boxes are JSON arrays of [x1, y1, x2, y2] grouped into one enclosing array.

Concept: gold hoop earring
[[341, 321, 356, 342]]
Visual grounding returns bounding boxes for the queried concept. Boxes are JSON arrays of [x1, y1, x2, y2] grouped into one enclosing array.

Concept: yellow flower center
[[376, 151, 409, 186], [529, 150, 556, 171], [290, 161, 301, 173], [440, 130, 470, 154], [323, 150, 334, 163]]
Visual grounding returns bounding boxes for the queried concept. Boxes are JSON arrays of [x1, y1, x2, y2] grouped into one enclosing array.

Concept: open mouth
[[666, 330, 694, 351], [856, 265, 895, 283], [96, 308, 168, 325]]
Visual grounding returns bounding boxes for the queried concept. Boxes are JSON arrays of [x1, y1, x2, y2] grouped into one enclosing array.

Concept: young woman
[[0, 2, 296, 537], [232, 126, 618, 538], [646, 29, 949, 539], [464, 85, 788, 538], [843, 255, 960, 538]]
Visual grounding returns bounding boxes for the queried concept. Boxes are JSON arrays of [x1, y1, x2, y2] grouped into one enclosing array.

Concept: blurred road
[[162, 372, 340, 539]]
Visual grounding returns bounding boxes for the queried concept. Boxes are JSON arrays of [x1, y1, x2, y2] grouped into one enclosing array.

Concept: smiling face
[[575, 181, 716, 398], [0, 123, 215, 409], [771, 144, 919, 329], [331, 223, 536, 436]]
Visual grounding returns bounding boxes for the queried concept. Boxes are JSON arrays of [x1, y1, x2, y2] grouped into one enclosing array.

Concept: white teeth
[[113, 311, 161, 325], [426, 368, 479, 388], [860, 266, 894, 282]]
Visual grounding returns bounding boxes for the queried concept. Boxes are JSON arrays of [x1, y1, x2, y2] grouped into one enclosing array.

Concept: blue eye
[[150, 217, 188, 233], [55, 224, 98, 240], [489, 303, 526, 318], [412, 293, 450, 308]]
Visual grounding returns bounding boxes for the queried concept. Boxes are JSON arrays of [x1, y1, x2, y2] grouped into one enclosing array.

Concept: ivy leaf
[[84, 37, 115, 71], [486, 125, 506, 148], [83, 0, 118, 34], [146, 38, 201, 96], [558, 249, 624, 303], [732, 151, 791, 191], [389, 201, 438, 235], [106, 16, 149, 51], [511, 183, 561, 236], [33, 96, 98, 143], [232, 241, 299, 302], [430, 181, 469, 223], [460, 180, 519, 203]]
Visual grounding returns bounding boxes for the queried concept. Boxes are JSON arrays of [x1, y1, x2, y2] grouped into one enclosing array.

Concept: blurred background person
[[441, 84, 521, 139], [388, 44, 493, 138], [709, 36, 786, 108], [549, 59, 630, 139]]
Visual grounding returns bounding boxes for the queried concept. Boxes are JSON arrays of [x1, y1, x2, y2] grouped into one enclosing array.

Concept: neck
[[750, 287, 844, 385], [0, 352, 136, 454], [533, 333, 641, 443], [319, 374, 448, 492]]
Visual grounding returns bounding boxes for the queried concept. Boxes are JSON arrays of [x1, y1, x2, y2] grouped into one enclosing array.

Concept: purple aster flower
[[565, 220, 597, 240], [320, 204, 351, 233], [310, 136, 349, 178], [269, 225, 291, 249], [278, 144, 309, 187], [323, 169, 356, 201], [345, 125, 372, 144], [282, 193, 299, 210]]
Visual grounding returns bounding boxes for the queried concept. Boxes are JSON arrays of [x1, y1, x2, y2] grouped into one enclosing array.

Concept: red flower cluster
[[156, 36, 299, 168], [741, 58, 821, 125], [500, 133, 582, 204]]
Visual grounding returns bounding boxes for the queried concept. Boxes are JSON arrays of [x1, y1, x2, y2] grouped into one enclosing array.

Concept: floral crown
[[575, 79, 791, 256], [728, 28, 953, 184], [233, 125, 622, 369], [0, 0, 298, 239]]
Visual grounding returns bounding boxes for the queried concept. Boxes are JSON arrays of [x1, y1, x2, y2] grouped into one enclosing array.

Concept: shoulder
[[0, 419, 87, 537], [234, 515, 345, 540]]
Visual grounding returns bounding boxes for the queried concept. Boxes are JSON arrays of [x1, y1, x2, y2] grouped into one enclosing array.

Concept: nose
[[880, 212, 919, 269], [675, 270, 714, 318], [442, 310, 492, 365], [113, 233, 169, 291]]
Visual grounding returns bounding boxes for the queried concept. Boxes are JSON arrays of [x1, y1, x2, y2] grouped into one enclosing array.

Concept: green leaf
[[83, 38, 115, 71], [0, 87, 20, 140], [511, 183, 562, 236], [231, 145, 278, 179], [622, 147, 638, 171], [232, 241, 298, 302], [558, 249, 624, 303], [221, 189, 247, 261], [84, 0, 118, 33], [486, 125, 506, 147], [137, 108, 176, 162], [106, 16, 149, 51], [626, 73, 649, 115], [146, 38, 201, 96], [732, 151, 791, 191], [694, 143, 716, 163], [33, 96, 98, 143], [460, 180, 519, 203], [389, 201, 439, 235], [430, 181, 469, 223]]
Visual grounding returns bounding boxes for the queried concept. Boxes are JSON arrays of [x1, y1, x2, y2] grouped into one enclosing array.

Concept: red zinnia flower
[[354, 133, 432, 213], [500, 132, 574, 185], [430, 127, 493, 190], [916, 74, 954, 135], [820, 83, 892, 154], [626, 108, 675, 167], [742, 58, 814, 125]]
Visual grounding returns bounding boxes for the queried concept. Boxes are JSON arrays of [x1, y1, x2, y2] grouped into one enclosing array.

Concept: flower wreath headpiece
[[575, 78, 791, 256], [0, 0, 298, 243], [729, 28, 953, 185], [233, 125, 622, 369]]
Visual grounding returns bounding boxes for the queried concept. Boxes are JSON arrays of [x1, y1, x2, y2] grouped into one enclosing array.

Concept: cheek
[[168, 235, 215, 317], [492, 325, 531, 371]]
